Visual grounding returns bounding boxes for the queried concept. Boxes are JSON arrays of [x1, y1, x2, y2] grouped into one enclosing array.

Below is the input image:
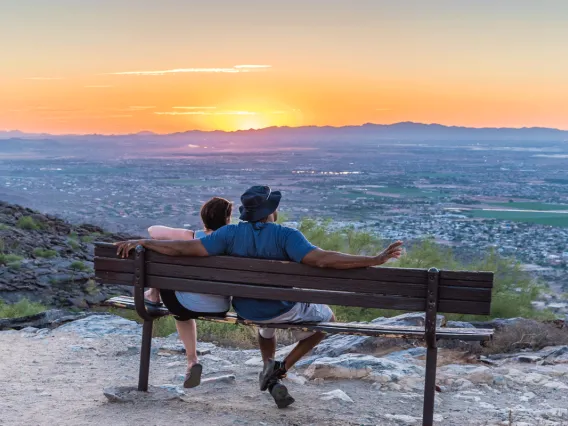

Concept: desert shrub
[[84, 279, 99, 295], [297, 219, 550, 321], [0, 253, 24, 267], [68, 240, 81, 250], [16, 216, 41, 230], [483, 320, 568, 354], [69, 260, 90, 272], [0, 298, 47, 318], [33, 248, 58, 258]]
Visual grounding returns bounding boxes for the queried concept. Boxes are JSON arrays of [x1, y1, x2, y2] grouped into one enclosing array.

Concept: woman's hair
[[200, 197, 233, 231]]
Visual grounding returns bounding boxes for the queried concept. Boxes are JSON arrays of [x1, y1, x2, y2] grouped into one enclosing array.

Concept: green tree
[[295, 219, 549, 320]]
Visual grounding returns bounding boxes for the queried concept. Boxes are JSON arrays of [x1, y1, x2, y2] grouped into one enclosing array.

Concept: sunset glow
[[2, 1, 568, 134]]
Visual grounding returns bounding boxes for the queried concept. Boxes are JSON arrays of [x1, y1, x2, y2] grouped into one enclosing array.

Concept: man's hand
[[115, 239, 147, 258], [374, 240, 404, 265]]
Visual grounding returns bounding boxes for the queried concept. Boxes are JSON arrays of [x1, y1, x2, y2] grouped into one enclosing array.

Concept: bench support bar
[[139, 319, 153, 391], [422, 268, 439, 426], [134, 245, 154, 391]]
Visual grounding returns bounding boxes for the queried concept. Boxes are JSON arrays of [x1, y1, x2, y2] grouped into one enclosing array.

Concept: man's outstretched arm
[[115, 239, 208, 258], [301, 241, 403, 269]]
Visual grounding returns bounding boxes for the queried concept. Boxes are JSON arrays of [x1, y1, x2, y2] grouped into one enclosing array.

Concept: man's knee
[[259, 327, 276, 339]]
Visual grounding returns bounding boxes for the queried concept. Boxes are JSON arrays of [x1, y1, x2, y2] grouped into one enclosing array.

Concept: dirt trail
[[1, 323, 568, 426]]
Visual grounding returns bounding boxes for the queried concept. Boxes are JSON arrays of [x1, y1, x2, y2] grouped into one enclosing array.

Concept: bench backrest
[[94, 242, 493, 315]]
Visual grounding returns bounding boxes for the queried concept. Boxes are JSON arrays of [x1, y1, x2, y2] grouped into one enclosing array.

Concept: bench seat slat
[[96, 270, 133, 285], [95, 244, 493, 288], [94, 258, 492, 303], [105, 296, 493, 341], [146, 276, 428, 311], [142, 276, 491, 315]]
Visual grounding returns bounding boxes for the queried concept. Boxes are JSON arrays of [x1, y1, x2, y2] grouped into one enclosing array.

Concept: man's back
[[200, 221, 316, 320]]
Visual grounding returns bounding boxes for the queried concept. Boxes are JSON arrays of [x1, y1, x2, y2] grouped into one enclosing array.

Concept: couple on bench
[[115, 185, 403, 408]]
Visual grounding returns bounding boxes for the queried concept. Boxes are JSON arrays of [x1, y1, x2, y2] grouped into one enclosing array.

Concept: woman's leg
[[176, 319, 199, 371], [144, 288, 161, 304]]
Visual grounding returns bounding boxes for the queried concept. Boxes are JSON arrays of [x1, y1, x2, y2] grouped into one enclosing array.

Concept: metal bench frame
[[94, 242, 494, 426]]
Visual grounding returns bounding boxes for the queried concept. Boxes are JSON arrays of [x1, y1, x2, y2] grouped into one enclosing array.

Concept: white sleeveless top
[[175, 230, 231, 313]]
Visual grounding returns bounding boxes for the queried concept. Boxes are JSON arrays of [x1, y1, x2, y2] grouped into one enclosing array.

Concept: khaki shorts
[[256, 303, 334, 341]]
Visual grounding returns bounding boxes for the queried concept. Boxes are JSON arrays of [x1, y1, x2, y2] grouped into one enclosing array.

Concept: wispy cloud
[[107, 65, 271, 76], [25, 77, 63, 80], [45, 114, 132, 120], [127, 106, 156, 111], [84, 85, 113, 88], [173, 106, 217, 110], [155, 110, 256, 116], [234, 65, 272, 69]]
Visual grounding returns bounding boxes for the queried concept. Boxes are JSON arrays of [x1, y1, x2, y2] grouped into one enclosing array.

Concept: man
[[116, 186, 403, 408]]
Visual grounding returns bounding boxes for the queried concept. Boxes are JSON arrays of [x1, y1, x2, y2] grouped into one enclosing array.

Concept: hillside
[[0, 201, 137, 307]]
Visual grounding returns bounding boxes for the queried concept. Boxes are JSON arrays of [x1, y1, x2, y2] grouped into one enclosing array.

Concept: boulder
[[320, 389, 354, 403], [304, 353, 424, 382], [56, 314, 141, 337], [103, 385, 184, 402], [384, 347, 426, 364], [446, 321, 476, 329], [372, 312, 446, 328], [312, 334, 373, 358], [0, 309, 86, 330], [438, 364, 495, 386]]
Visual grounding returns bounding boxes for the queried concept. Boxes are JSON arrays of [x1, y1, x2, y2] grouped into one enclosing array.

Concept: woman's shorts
[[159, 289, 228, 321]]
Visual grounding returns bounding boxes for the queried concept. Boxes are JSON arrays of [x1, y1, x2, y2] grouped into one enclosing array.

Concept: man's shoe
[[269, 381, 295, 409], [259, 359, 286, 391]]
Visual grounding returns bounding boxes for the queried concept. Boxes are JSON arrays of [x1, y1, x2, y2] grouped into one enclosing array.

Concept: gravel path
[[1, 318, 568, 426]]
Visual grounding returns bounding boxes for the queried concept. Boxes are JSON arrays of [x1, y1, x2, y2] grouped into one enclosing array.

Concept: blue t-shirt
[[199, 222, 317, 321]]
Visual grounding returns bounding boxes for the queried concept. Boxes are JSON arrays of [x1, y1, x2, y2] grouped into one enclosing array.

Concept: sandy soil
[[1, 325, 567, 426]]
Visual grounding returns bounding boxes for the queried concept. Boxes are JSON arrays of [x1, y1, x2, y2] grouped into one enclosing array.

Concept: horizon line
[[1, 121, 568, 137]]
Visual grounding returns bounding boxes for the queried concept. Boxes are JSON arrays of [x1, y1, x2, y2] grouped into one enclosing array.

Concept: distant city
[[1, 123, 567, 311]]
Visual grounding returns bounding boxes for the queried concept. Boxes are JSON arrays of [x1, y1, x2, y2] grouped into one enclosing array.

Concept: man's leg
[[283, 329, 327, 370], [283, 306, 335, 370], [258, 305, 335, 408], [258, 329, 277, 364]]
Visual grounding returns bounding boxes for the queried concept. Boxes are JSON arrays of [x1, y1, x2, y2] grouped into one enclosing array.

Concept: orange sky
[[1, 1, 568, 134]]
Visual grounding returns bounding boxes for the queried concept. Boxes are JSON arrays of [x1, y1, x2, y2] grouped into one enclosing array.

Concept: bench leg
[[138, 319, 153, 391], [422, 345, 438, 426]]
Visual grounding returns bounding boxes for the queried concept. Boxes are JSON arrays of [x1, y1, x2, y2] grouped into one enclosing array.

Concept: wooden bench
[[94, 242, 494, 426]]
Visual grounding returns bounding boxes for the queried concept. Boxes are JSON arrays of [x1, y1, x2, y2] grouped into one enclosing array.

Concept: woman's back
[[175, 229, 231, 313]]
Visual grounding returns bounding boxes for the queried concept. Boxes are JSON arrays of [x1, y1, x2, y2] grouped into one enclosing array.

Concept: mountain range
[[1, 122, 567, 159]]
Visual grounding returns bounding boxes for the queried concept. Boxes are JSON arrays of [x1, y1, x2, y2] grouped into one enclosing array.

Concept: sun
[[235, 115, 269, 131]]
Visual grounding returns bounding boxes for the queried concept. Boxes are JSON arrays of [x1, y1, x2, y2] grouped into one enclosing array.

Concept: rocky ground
[[0, 201, 136, 307], [1, 313, 568, 426]]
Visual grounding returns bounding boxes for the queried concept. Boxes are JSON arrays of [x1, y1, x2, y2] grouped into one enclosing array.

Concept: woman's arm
[[148, 225, 195, 241]]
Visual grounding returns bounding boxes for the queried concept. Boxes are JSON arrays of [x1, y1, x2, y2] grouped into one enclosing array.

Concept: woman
[[144, 197, 232, 388]]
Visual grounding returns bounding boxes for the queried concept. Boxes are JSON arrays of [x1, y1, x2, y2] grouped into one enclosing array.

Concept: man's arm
[[115, 239, 208, 258], [301, 241, 403, 269], [148, 225, 194, 241]]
